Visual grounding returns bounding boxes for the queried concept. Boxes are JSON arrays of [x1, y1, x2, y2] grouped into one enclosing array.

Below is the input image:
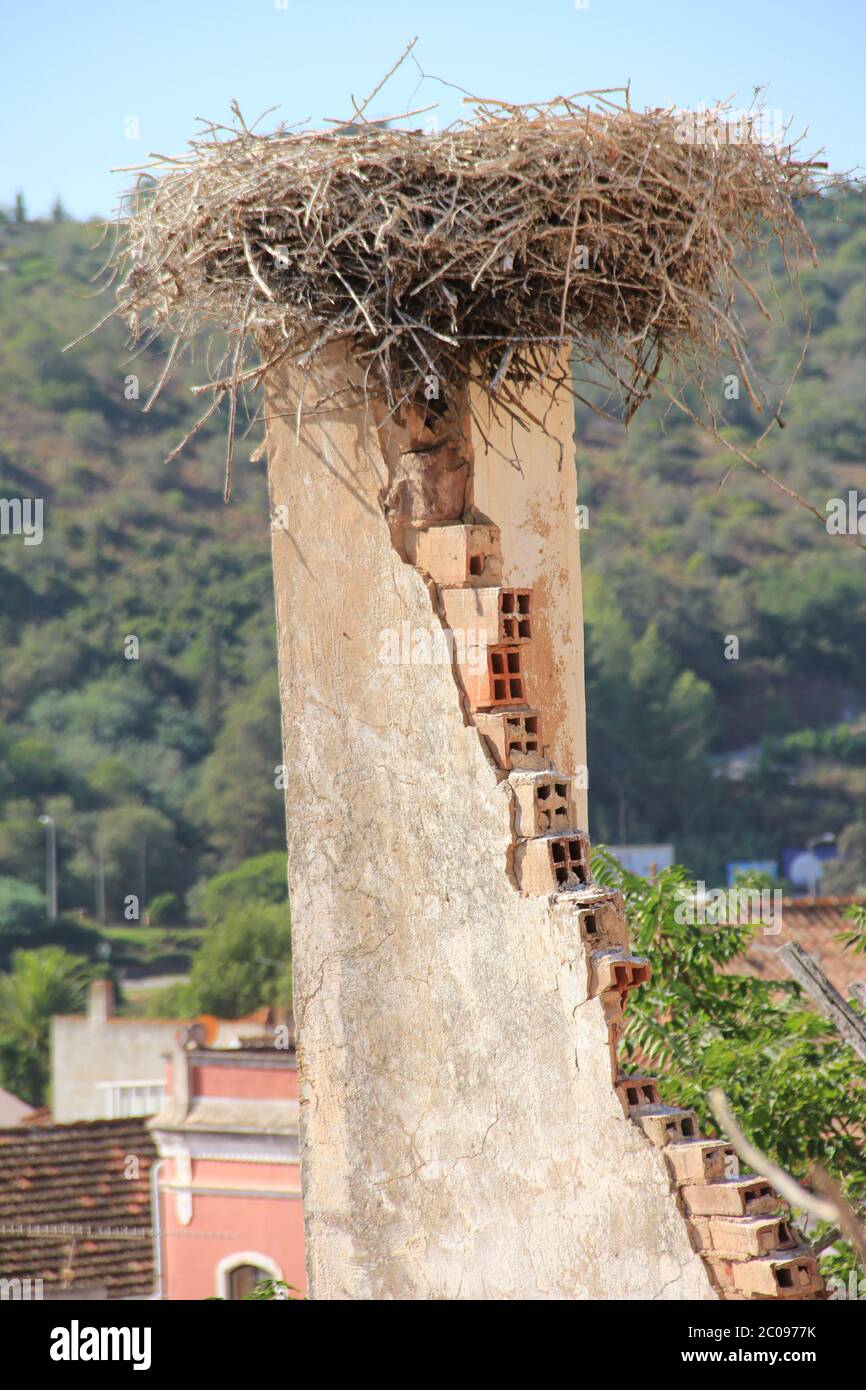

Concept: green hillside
[[578, 188, 866, 880], [0, 212, 282, 930], [0, 189, 865, 918]]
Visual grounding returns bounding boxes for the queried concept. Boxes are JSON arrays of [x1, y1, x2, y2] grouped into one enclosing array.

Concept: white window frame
[[97, 1080, 165, 1119], [215, 1251, 285, 1300]]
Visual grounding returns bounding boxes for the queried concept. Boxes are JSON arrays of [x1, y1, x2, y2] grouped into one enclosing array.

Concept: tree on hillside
[[13, 191, 26, 224], [822, 822, 866, 895], [0, 876, 49, 945], [188, 676, 285, 867], [96, 803, 184, 918], [583, 576, 715, 843], [186, 904, 291, 1018], [0, 947, 93, 1103], [191, 851, 288, 925]]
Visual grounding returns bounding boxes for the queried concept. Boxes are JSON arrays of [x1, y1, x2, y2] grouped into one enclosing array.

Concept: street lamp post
[[38, 814, 58, 921]]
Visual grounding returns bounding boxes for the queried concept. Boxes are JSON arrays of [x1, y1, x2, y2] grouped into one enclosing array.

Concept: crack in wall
[[369, 396, 825, 1304]]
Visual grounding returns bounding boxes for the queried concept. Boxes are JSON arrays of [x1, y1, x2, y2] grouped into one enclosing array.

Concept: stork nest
[[111, 92, 824, 476]]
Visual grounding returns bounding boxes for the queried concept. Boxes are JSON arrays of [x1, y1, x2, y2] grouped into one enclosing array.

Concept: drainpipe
[[150, 1157, 166, 1300]]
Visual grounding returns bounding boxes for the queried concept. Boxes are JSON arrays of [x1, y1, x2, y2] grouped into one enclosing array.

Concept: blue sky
[[4, 0, 864, 219]]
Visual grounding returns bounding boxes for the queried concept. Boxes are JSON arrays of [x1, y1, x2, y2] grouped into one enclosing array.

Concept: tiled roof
[[738, 896, 866, 998], [0, 1117, 157, 1299]]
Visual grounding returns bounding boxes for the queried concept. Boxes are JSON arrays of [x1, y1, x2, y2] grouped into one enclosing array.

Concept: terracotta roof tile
[[734, 896, 866, 998], [0, 1117, 157, 1299]]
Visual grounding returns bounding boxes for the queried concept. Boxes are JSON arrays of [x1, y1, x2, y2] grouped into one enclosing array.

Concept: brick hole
[[501, 592, 515, 614], [518, 619, 532, 638], [524, 716, 538, 734], [665, 1120, 680, 1138], [553, 809, 569, 828], [491, 652, 505, 674], [537, 784, 552, 801], [643, 1085, 657, 1102], [614, 965, 630, 988], [551, 842, 567, 864], [681, 1117, 696, 1137], [503, 617, 516, 639], [778, 1221, 791, 1243], [525, 740, 538, 751], [776, 1268, 794, 1289], [509, 677, 524, 699], [507, 716, 521, 729], [626, 1086, 640, 1106], [584, 914, 598, 934], [506, 651, 520, 673], [469, 554, 484, 576], [539, 811, 551, 831], [554, 866, 569, 885], [507, 741, 522, 755], [517, 593, 530, 614], [493, 679, 507, 700], [745, 1185, 772, 1206]]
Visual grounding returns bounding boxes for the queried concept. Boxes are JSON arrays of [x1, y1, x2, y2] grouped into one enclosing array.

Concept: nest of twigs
[[110, 91, 824, 483]]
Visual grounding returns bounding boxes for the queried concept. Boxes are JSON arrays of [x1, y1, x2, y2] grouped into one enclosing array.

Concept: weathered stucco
[[266, 346, 714, 1299], [471, 384, 588, 827]]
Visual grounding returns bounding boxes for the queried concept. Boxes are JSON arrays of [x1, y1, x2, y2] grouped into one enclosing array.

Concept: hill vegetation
[[0, 189, 865, 925]]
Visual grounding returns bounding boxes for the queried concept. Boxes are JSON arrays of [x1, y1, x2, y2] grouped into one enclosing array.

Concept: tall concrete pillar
[[266, 345, 717, 1299]]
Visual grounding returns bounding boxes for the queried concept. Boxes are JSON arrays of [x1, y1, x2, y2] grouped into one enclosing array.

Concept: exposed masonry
[[405, 517, 826, 1303]]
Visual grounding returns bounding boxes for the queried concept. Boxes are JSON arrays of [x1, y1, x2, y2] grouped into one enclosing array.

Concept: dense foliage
[[579, 188, 866, 880], [0, 192, 865, 918], [0, 216, 284, 930], [592, 848, 866, 1280]]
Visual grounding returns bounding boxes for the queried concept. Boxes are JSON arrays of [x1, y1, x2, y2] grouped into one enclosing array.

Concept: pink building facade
[[150, 1034, 306, 1300]]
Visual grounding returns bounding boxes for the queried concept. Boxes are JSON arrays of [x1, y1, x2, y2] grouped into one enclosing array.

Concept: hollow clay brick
[[405, 523, 502, 586]]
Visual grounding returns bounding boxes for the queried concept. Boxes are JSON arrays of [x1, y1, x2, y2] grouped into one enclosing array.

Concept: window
[[216, 1252, 285, 1301], [228, 1264, 271, 1300], [103, 1082, 165, 1118]]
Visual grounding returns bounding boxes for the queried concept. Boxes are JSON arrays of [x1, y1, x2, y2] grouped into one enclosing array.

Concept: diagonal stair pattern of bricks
[[419, 517, 825, 1303]]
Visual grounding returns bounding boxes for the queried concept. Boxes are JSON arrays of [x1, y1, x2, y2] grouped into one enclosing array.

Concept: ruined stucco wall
[[470, 384, 588, 828], [266, 346, 714, 1299]]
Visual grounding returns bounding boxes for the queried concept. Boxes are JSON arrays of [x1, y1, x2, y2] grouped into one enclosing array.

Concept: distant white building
[[51, 981, 274, 1122], [608, 844, 674, 878]]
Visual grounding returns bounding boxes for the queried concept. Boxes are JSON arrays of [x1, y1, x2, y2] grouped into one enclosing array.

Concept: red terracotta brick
[[590, 948, 651, 997], [708, 1215, 798, 1259], [715, 1250, 823, 1299], [681, 1176, 781, 1218], [509, 772, 577, 836], [632, 1103, 699, 1147], [614, 1075, 660, 1115], [664, 1139, 737, 1185], [440, 587, 532, 645], [685, 1215, 714, 1254], [474, 708, 545, 769], [550, 891, 631, 960], [515, 832, 591, 894], [462, 644, 525, 710], [406, 523, 502, 586]]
